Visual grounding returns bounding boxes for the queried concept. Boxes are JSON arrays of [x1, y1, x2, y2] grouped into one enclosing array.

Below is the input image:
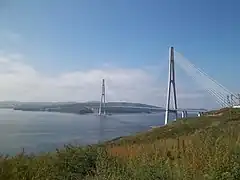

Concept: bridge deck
[[94, 105, 207, 112]]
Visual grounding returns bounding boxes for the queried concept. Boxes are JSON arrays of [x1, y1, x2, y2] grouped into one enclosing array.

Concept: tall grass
[[1, 108, 240, 180]]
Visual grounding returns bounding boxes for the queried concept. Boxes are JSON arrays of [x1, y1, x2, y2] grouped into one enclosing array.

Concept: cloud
[[0, 52, 217, 109]]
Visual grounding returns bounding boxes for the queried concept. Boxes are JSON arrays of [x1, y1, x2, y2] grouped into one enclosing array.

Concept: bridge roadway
[[91, 105, 208, 113]]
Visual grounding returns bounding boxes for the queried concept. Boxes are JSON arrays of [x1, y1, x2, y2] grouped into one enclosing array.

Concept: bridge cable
[[178, 63, 227, 107], [174, 52, 233, 99], [174, 51, 238, 105], [174, 53, 230, 107], [175, 58, 229, 107]]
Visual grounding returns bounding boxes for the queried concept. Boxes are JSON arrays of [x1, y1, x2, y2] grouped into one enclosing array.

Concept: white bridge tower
[[165, 47, 178, 125], [99, 79, 106, 115]]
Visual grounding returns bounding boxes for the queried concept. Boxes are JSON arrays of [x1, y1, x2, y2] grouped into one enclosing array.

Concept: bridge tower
[[99, 79, 106, 115], [165, 47, 178, 125]]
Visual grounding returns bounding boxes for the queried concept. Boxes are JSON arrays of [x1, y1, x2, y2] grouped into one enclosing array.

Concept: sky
[[0, 0, 239, 109]]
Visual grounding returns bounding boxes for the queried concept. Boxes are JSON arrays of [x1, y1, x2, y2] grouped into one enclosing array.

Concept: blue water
[[0, 109, 197, 155]]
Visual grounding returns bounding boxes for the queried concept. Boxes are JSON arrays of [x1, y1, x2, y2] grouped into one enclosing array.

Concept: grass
[[1, 108, 240, 180]]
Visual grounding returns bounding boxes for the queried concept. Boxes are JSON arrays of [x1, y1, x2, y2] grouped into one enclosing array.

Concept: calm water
[[0, 109, 196, 155]]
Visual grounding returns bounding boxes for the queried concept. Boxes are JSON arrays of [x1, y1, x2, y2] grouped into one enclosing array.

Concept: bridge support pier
[[181, 111, 185, 118], [165, 47, 178, 125], [197, 112, 203, 117], [181, 111, 188, 118], [185, 111, 188, 118]]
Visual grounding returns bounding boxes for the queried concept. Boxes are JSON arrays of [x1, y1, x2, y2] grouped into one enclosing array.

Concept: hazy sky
[[0, 0, 239, 108]]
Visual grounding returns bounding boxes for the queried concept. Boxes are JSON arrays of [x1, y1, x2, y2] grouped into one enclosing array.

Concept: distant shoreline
[[12, 102, 164, 115], [12, 109, 163, 116]]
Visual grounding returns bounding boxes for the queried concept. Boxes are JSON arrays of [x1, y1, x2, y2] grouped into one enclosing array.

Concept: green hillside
[[13, 101, 163, 114], [0, 108, 240, 180]]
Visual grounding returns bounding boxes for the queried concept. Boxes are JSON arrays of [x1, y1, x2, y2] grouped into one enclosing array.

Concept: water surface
[[0, 109, 195, 155]]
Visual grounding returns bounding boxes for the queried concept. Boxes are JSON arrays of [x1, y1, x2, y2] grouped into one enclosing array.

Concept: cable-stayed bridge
[[98, 47, 240, 125]]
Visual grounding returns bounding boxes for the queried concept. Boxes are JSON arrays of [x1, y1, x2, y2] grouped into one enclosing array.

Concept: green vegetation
[[1, 108, 240, 180]]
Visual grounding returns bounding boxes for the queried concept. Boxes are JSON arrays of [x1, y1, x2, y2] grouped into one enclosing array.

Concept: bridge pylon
[[165, 47, 178, 125], [99, 79, 106, 116]]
